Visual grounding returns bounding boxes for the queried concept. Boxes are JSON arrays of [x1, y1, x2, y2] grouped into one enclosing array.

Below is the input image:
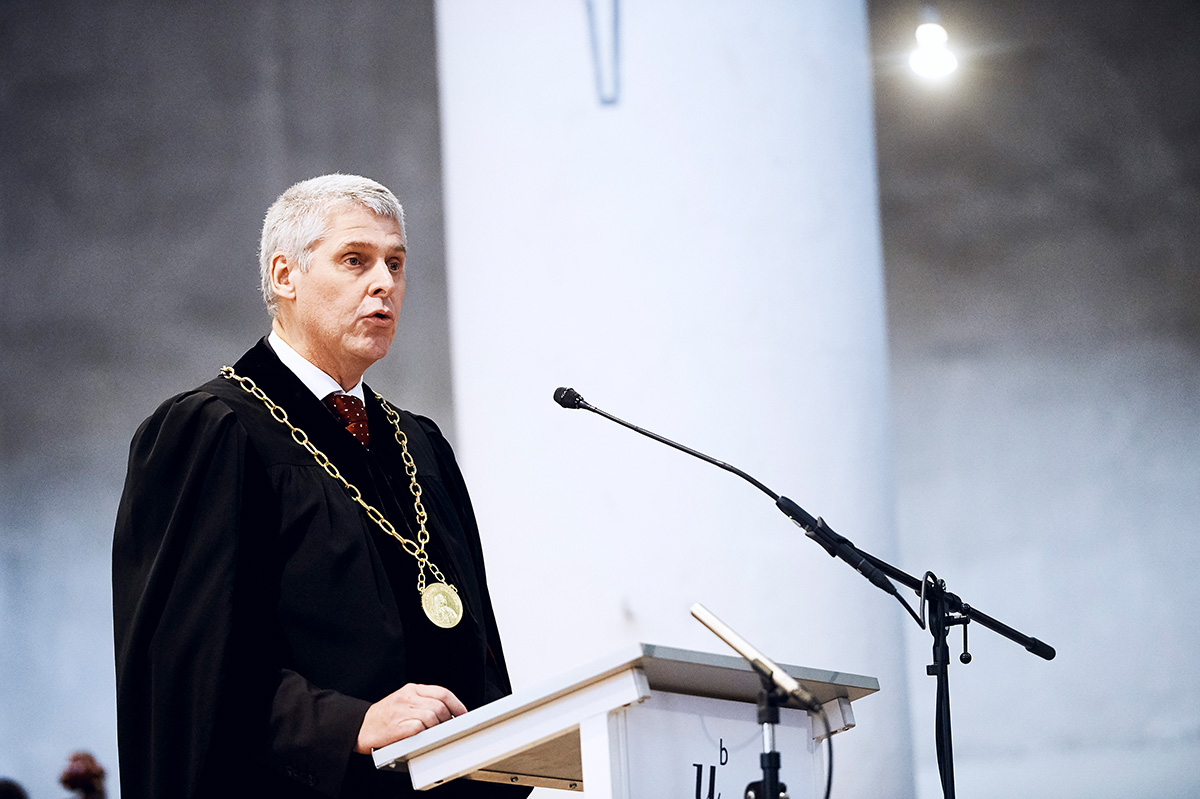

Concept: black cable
[[817, 706, 834, 799]]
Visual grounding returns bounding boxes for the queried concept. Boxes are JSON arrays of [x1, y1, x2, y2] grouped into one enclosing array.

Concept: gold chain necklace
[[220, 366, 463, 629]]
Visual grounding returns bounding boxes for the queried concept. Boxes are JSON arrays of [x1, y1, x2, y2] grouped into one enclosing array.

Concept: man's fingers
[[410, 684, 468, 718], [356, 683, 470, 752]]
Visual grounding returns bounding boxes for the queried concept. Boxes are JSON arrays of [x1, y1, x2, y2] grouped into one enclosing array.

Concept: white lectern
[[373, 644, 877, 798]]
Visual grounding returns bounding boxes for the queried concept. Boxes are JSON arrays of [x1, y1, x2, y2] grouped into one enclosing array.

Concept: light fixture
[[909, 9, 958, 79]]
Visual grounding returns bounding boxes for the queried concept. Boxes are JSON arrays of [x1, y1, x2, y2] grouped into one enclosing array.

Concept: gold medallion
[[421, 582, 463, 629]]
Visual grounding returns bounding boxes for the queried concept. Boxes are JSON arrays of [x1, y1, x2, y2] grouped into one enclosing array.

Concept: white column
[[435, 2, 913, 795]]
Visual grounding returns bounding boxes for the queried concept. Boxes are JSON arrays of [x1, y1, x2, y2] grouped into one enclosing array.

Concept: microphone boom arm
[[552, 387, 1055, 660]]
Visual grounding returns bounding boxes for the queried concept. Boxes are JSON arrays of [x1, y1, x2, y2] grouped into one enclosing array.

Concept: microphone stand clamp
[[745, 679, 790, 799]]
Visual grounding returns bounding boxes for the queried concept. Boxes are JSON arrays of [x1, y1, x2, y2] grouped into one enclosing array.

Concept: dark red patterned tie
[[323, 392, 370, 447]]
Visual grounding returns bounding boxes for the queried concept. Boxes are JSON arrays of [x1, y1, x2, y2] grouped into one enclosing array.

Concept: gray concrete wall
[[0, 2, 451, 795], [871, 1, 1200, 795]]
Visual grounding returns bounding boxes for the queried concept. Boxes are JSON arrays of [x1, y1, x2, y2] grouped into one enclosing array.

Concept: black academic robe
[[113, 339, 528, 799]]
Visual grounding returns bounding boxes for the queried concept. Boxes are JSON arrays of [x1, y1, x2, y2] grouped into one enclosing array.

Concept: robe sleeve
[[113, 392, 367, 799]]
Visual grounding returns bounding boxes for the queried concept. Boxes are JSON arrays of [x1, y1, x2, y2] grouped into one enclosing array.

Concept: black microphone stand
[[751, 684, 788, 799], [554, 387, 1056, 799]]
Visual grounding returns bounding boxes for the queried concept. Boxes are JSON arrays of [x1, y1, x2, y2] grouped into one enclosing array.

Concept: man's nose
[[368, 259, 395, 296]]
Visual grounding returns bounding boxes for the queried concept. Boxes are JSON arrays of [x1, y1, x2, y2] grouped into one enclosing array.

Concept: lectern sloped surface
[[373, 643, 878, 797]]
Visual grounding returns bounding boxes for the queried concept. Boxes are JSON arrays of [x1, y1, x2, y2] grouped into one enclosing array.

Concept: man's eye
[[388, 261, 403, 273], [345, 256, 361, 267]]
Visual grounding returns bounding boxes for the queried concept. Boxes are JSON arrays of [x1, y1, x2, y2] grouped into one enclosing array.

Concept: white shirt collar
[[267, 330, 365, 402]]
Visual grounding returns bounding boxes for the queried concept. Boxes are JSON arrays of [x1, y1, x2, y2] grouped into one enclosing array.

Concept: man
[[113, 175, 526, 799]]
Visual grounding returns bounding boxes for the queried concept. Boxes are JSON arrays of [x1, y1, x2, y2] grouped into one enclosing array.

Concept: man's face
[[272, 204, 407, 385]]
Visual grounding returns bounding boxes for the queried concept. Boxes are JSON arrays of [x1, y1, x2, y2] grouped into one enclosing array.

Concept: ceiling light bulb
[[910, 21, 958, 78]]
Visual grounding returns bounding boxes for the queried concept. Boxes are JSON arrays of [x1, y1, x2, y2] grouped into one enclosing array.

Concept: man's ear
[[271, 253, 298, 302]]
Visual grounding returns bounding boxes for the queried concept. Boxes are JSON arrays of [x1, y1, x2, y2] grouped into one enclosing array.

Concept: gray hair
[[259, 174, 407, 316]]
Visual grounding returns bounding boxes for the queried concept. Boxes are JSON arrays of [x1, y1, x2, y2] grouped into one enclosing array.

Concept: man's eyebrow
[[337, 240, 407, 254]]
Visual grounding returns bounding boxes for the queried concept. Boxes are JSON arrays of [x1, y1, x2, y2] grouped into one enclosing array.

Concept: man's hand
[[355, 683, 469, 753]]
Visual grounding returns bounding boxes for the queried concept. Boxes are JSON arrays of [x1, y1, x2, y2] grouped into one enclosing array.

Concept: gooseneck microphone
[[551, 386, 902, 600]]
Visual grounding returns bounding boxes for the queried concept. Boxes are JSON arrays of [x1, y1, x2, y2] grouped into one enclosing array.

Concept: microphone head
[[553, 387, 584, 409]]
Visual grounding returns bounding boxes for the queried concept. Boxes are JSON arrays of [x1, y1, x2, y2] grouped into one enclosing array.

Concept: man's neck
[[268, 327, 365, 401]]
